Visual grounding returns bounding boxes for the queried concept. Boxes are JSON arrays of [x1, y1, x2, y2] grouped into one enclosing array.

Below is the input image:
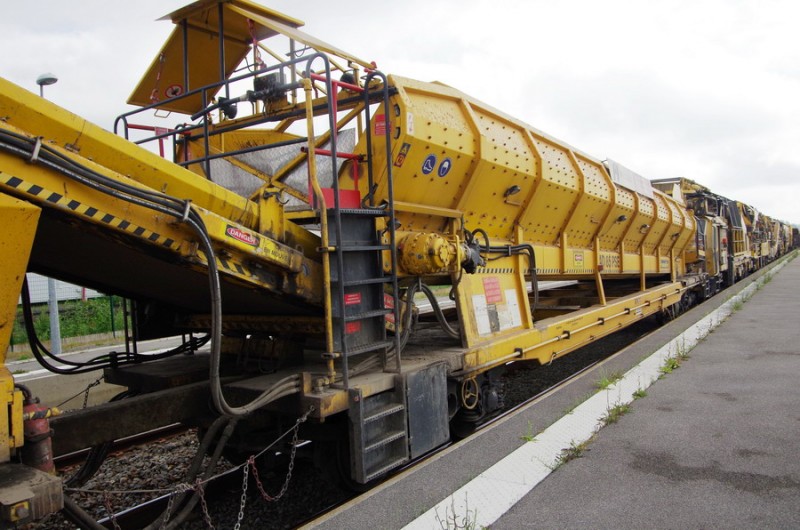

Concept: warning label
[[482, 276, 503, 304], [374, 114, 388, 136], [344, 292, 362, 306]]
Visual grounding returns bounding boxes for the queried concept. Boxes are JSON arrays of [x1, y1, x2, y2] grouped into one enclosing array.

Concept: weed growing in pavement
[[675, 338, 690, 361], [520, 421, 536, 442], [563, 392, 594, 415], [595, 370, 623, 390], [551, 440, 589, 470], [632, 388, 647, 399], [732, 300, 744, 312], [600, 403, 631, 426], [658, 356, 681, 377], [434, 494, 480, 530]]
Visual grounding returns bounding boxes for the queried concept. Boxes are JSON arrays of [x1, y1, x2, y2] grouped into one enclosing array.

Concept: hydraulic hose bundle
[[0, 128, 295, 417]]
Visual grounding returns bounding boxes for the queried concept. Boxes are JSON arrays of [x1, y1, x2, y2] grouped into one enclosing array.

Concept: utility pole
[[36, 73, 62, 355], [47, 277, 62, 355]]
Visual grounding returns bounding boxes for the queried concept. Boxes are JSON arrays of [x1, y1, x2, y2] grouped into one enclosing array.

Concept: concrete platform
[[491, 254, 800, 529], [307, 253, 799, 530]]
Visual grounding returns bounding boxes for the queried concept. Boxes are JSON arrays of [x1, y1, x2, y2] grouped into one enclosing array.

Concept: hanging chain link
[[233, 460, 250, 530], [74, 408, 315, 530], [250, 407, 310, 502], [82, 377, 102, 409], [57, 376, 103, 410], [195, 478, 215, 530], [158, 489, 177, 530], [102, 492, 122, 530]]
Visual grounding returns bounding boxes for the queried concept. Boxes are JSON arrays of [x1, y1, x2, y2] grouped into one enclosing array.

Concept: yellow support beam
[[0, 192, 39, 460]]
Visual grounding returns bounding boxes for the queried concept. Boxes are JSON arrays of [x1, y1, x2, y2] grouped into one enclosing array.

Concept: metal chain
[[233, 460, 250, 530], [250, 413, 305, 502], [82, 377, 102, 409], [195, 478, 215, 530], [158, 490, 176, 530], [56, 376, 102, 409], [102, 492, 122, 530], [159, 483, 193, 530]]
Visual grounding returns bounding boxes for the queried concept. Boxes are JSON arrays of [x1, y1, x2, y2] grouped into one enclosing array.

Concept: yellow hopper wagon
[[0, 1, 777, 525]]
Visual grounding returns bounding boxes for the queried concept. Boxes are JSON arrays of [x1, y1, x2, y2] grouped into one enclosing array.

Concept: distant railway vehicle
[[0, 1, 794, 526]]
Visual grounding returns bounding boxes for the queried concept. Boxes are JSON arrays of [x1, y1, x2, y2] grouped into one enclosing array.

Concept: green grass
[[632, 388, 648, 399], [601, 403, 631, 425], [563, 392, 594, 415], [9, 296, 126, 350], [552, 440, 589, 470], [434, 494, 480, 530], [659, 356, 682, 376], [520, 421, 536, 442], [595, 370, 623, 390]]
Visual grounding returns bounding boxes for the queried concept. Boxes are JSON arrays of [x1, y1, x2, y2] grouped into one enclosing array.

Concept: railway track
[[44, 317, 659, 529]]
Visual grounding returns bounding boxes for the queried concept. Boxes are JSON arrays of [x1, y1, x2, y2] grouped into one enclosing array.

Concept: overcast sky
[[2, 0, 798, 223]]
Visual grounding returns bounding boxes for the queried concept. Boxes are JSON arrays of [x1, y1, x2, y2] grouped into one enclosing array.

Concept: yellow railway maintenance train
[[0, 1, 794, 525]]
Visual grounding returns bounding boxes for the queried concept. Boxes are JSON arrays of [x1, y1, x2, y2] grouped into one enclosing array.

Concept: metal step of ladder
[[348, 378, 410, 483], [328, 208, 399, 385]]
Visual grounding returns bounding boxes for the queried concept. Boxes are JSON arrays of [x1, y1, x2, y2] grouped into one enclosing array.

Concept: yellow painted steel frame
[[344, 74, 692, 372], [0, 85, 324, 307], [455, 278, 684, 379], [0, 193, 35, 461], [0, 78, 259, 230], [352, 75, 695, 282], [0, 146, 323, 308]]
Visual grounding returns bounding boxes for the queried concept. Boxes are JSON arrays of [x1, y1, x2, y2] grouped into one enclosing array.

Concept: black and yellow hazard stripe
[[1, 174, 180, 251], [196, 249, 255, 281]]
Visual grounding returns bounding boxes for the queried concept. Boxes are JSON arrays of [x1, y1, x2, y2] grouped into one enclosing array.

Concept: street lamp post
[[35, 73, 58, 97], [36, 73, 63, 355]]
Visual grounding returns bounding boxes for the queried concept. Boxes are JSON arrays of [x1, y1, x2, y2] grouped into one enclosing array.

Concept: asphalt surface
[[11, 336, 185, 408], [493, 255, 800, 529], [310, 255, 797, 530]]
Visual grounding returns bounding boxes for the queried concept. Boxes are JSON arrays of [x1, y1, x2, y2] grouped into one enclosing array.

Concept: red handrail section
[[126, 123, 174, 158]]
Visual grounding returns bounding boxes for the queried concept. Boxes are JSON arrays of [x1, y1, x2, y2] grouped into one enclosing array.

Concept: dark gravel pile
[[33, 317, 658, 529], [501, 316, 659, 408], [36, 430, 348, 529]]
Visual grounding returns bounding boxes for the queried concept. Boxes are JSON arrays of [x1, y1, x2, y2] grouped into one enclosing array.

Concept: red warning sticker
[[482, 276, 503, 304], [394, 142, 411, 167], [344, 292, 362, 306], [345, 321, 362, 334], [165, 84, 183, 98], [374, 114, 388, 136], [384, 293, 395, 324]]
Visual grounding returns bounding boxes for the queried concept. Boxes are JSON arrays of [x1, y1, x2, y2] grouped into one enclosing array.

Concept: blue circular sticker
[[422, 154, 437, 175], [438, 157, 452, 177]]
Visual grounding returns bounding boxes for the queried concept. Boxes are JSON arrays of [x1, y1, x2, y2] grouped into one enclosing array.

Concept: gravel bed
[[34, 428, 349, 529], [31, 317, 657, 529], [35, 430, 207, 529], [501, 316, 659, 408]]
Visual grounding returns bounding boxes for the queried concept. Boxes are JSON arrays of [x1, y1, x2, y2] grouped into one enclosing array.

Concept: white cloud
[[1, 0, 798, 223]]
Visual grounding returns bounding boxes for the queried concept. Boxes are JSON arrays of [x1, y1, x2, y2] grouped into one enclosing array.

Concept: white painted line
[[403, 262, 786, 529]]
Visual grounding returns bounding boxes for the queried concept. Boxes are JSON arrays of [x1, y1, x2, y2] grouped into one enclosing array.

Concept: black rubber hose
[[419, 283, 460, 340], [63, 390, 138, 487], [1, 127, 299, 416], [143, 416, 238, 530], [62, 495, 107, 530]]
